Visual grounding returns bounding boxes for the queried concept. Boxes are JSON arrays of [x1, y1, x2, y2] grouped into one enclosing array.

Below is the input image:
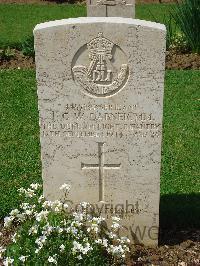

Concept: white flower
[[89, 223, 99, 233], [72, 241, 82, 253], [18, 188, 26, 194], [95, 238, 108, 248], [35, 235, 47, 249], [82, 242, 93, 254], [112, 216, 120, 222], [108, 232, 117, 239], [48, 256, 57, 264], [26, 188, 36, 198], [42, 224, 53, 236], [54, 207, 59, 212], [95, 239, 102, 244], [68, 226, 78, 235], [4, 216, 14, 228], [3, 257, 14, 266], [111, 222, 120, 230], [75, 221, 83, 227], [25, 209, 33, 216], [35, 249, 40, 254], [178, 262, 187, 266], [35, 210, 49, 222], [92, 217, 105, 224], [107, 243, 129, 257], [38, 195, 45, 203], [120, 236, 130, 243], [16, 213, 26, 222], [73, 212, 84, 222], [12, 233, 17, 243], [80, 202, 90, 209], [19, 256, 27, 262], [20, 203, 29, 210], [77, 255, 82, 260], [102, 238, 108, 247], [63, 203, 69, 210], [51, 200, 63, 212], [18, 188, 36, 198], [30, 183, 41, 190], [86, 214, 93, 222], [0, 247, 6, 259], [10, 209, 20, 216], [72, 241, 93, 255], [59, 183, 71, 191], [57, 227, 63, 234], [60, 244, 65, 252], [87, 227, 91, 233], [61, 219, 67, 226], [42, 200, 52, 209], [29, 225, 38, 235]]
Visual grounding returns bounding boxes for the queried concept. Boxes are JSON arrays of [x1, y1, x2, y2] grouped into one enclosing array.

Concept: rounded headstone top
[[34, 17, 166, 33]]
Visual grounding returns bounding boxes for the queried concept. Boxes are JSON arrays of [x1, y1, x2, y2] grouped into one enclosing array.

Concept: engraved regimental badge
[[72, 32, 129, 98]]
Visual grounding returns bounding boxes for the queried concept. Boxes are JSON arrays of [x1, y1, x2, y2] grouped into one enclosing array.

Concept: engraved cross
[[81, 142, 121, 202]]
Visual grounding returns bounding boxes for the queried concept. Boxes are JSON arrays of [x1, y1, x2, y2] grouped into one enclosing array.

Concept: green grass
[[136, 3, 173, 23], [0, 69, 199, 230], [162, 71, 200, 195], [0, 3, 173, 48], [0, 4, 86, 48], [0, 70, 41, 218], [160, 70, 200, 229]]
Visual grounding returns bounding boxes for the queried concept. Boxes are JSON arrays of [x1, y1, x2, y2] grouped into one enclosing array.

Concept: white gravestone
[[87, 0, 135, 18], [34, 17, 166, 246]]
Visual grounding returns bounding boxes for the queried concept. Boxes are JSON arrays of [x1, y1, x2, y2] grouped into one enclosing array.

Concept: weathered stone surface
[[87, 0, 135, 18], [34, 17, 166, 246]]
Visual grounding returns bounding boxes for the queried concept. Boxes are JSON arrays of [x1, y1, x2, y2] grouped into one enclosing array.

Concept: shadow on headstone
[[159, 193, 200, 245]]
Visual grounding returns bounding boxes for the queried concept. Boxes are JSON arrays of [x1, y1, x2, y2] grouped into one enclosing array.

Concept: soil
[[128, 229, 200, 265], [130, 240, 200, 265], [1, 49, 200, 70], [166, 50, 200, 70], [0, 50, 35, 69]]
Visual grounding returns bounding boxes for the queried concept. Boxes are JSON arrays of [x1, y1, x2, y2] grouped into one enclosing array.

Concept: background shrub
[[0, 47, 15, 61], [21, 35, 35, 58], [172, 0, 200, 53], [162, 14, 177, 50]]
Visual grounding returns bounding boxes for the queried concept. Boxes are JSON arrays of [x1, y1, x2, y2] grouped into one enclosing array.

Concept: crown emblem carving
[[87, 32, 113, 61], [87, 33, 113, 83], [72, 32, 129, 98]]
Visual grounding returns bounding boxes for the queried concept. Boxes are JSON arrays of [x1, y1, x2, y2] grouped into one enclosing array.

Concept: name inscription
[[40, 103, 161, 138]]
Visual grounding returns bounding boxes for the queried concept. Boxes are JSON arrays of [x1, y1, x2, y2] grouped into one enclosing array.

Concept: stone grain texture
[[34, 17, 166, 246]]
